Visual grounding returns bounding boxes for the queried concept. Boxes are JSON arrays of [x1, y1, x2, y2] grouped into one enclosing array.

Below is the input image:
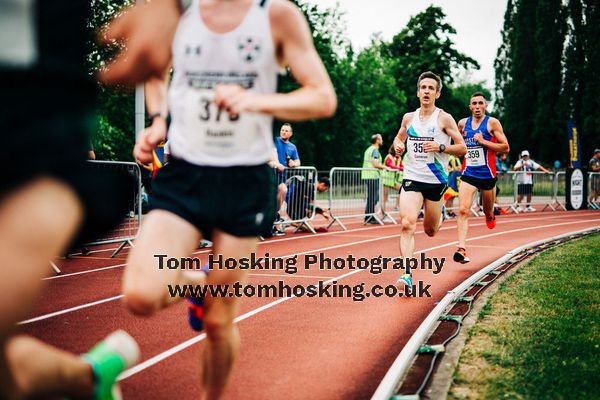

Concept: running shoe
[[83, 330, 140, 400], [188, 265, 210, 331], [485, 214, 496, 229], [515, 205, 523, 213], [453, 247, 471, 264], [525, 206, 536, 212], [271, 228, 286, 236], [396, 273, 413, 294]]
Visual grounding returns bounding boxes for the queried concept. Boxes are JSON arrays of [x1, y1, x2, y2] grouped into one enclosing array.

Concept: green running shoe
[[83, 330, 140, 400], [396, 273, 413, 295]]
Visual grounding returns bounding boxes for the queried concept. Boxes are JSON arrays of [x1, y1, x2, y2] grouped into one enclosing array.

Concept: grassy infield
[[449, 233, 600, 399]]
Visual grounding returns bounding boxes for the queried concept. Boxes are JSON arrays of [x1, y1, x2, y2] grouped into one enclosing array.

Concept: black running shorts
[[460, 175, 498, 191], [401, 179, 447, 202], [150, 157, 277, 240]]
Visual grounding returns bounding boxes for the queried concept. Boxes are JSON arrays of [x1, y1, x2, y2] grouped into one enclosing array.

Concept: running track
[[19, 210, 600, 399]]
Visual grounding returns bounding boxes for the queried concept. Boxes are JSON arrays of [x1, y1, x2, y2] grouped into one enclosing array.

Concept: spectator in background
[[287, 176, 331, 232], [361, 133, 388, 224], [589, 149, 600, 209], [268, 147, 286, 236], [496, 153, 508, 174], [513, 150, 550, 212], [274, 123, 301, 230], [443, 155, 462, 218], [382, 144, 404, 214]]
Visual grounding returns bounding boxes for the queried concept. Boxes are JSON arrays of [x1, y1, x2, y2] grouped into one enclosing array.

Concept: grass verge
[[448, 233, 600, 399]]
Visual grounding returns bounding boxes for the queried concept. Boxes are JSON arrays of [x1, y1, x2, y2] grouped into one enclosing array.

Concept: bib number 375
[[197, 96, 240, 123], [183, 89, 255, 155]]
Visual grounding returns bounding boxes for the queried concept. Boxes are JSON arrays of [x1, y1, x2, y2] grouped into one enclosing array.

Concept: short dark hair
[[318, 176, 330, 188], [281, 123, 293, 132], [417, 71, 442, 92], [371, 133, 382, 144], [471, 91, 487, 101]]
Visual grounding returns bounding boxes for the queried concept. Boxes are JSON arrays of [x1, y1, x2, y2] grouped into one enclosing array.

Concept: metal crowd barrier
[[275, 166, 319, 234], [327, 167, 389, 231], [589, 172, 600, 208], [79, 160, 143, 257], [508, 170, 555, 212], [551, 171, 568, 211], [381, 170, 402, 222]]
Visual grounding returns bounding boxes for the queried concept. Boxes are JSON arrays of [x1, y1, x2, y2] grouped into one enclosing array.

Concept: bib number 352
[[409, 136, 434, 163]]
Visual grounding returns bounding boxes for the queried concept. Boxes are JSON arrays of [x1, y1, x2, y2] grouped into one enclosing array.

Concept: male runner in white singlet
[[122, 1, 336, 398], [393, 71, 466, 291]]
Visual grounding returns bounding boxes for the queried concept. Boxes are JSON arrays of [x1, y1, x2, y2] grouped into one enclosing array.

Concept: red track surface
[[20, 210, 600, 399]]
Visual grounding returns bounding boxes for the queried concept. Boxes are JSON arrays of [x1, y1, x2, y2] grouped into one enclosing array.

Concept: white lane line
[[115, 218, 600, 380], [248, 273, 336, 279], [45, 212, 597, 281], [17, 295, 124, 325], [26, 216, 600, 325]]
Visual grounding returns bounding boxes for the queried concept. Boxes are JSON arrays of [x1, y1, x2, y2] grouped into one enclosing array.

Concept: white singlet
[[167, 0, 279, 166], [403, 108, 450, 184]]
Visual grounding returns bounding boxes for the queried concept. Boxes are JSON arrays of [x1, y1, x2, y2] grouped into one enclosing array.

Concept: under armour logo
[[185, 45, 202, 56]]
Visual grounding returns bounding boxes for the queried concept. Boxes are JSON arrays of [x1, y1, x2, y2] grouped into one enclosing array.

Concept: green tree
[[580, 0, 600, 155], [383, 5, 480, 117], [89, 0, 135, 161], [452, 81, 493, 117], [562, 0, 585, 132], [494, 0, 516, 117], [278, 2, 406, 169], [501, 0, 538, 159], [532, 0, 565, 162]]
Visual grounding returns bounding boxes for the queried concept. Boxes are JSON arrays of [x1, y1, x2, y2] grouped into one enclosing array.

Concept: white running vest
[[167, 0, 278, 166], [403, 108, 450, 184]]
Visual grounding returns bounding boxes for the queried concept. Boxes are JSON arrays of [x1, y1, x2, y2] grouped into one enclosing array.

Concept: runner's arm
[[100, 0, 180, 85], [457, 118, 467, 136], [424, 112, 466, 156], [133, 70, 170, 164], [393, 113, 411, 156], [474, 118, 509, 154]]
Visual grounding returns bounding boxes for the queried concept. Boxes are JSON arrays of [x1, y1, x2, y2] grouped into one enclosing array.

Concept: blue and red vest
[[462, 115, 497, 179]]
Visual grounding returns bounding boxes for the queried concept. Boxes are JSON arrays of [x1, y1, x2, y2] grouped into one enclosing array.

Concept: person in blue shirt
[[496, 153, 509, 174], [273, 123, 301, 235]]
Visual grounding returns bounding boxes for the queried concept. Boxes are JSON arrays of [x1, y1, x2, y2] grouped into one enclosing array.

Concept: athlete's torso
[[168, 0, 279, 167], [462, 115, 497, 179], [404, 108, 450, 184]]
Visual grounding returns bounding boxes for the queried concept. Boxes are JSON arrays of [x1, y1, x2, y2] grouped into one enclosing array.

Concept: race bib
[[466, 146, 485, 167], [183, 89, 256, 156], [408, 136, 434, 164]]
